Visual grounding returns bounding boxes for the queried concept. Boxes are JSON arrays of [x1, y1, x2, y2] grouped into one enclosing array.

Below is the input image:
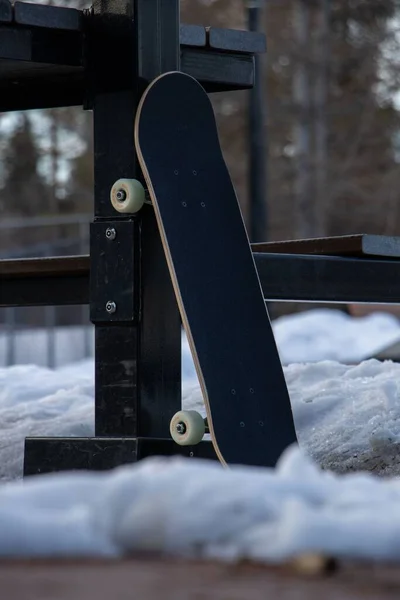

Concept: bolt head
[[116, 189, 126, 202], [176, 422, 186, 434], [106, 301, 117, 314], [105, 227, 117, 241]]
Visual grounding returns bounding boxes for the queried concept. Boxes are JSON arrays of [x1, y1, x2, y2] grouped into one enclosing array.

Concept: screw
[[189, 451, 194, 457], [201, 202, 206, 207], [176, 422, 186, 434], [116, 189, 126, 202], [182, 201, 187, 207], [106, 301, 117, 314], [193, 170, 197, 175], [231, 389, 236, 395], [240, 422, 245, 427], [105, 227, 117, 241]]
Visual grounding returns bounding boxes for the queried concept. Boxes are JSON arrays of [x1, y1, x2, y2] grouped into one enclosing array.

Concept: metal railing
[[0, 213, 92, 367]]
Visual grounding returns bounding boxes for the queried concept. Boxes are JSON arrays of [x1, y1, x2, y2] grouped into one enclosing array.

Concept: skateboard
[[111, 71, 297, 467]]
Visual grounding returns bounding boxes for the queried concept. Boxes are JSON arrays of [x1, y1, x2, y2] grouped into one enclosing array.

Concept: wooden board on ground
[[253, 234, 400, 258], [1, 557, 400, 600]]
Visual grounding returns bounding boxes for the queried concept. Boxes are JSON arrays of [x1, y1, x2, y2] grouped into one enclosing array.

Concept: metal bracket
[[90, 220, 138, 323]]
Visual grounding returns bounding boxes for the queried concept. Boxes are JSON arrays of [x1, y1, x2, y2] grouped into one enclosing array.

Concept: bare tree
[[292, 0, 313, 238], [313, 0, 330, 237]]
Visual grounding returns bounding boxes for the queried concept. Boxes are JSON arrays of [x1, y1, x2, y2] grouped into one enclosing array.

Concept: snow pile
[[273, 309, 400, 364], [2, 356, 400, 481], [286, 359, 400, 475], [0, 308, 400, 560], [2, 444, 400, 563], [0, 362, 94, 481]]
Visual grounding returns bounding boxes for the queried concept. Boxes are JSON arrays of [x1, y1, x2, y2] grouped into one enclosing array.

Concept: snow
[[1, 308, 400, 562], [5, 354, 399, 481], [273, 309, 400, 364], [3, 445, 400, 562]]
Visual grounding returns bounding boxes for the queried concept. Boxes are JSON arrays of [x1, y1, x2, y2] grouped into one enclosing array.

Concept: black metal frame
[[0, 2, 259, 112], [1, 0, 399, 476], [0, 0, 269, 474]]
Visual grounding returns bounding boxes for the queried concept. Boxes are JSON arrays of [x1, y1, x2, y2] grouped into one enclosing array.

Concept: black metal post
[[89, 0, 181, 442], [247, 0, 267, 243]]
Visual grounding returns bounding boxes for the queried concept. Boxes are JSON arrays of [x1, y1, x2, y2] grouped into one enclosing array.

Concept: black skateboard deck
[[135, 71, 297, 467]]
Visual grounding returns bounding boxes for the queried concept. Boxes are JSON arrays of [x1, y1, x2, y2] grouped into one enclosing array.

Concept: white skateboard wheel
[[170, 410, 205, 446], [110, 178, 145, 213]]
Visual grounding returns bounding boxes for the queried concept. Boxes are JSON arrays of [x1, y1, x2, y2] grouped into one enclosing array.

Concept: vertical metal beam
[[247, 0, 267, 243], [88, 0, 181, 440]]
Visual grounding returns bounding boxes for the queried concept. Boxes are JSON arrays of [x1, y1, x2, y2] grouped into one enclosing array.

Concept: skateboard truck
[[110, 178, 152, 214]]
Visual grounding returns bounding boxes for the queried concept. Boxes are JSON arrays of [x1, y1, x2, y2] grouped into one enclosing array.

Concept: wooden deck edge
[[1, 233, 400, 282], [252, 234, 400, 258], [0, 555, 399, 600]]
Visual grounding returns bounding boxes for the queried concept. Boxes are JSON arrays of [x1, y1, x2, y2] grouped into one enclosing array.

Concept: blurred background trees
[[2, 0, 400, 240]]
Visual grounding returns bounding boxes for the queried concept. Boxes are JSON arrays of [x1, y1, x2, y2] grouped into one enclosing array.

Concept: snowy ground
[[1, 308, 400, 561], [273, 308, 400, 364]]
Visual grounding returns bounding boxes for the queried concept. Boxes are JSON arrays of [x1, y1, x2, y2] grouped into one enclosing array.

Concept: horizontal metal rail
[[2, 252, 400, 308]]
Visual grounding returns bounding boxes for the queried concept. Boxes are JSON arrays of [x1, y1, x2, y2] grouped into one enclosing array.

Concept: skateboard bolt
[[116, 189, 126, 202], [105, 301, 117, 314], [176, 422, 186, 435], [105, 227, 117, 241]]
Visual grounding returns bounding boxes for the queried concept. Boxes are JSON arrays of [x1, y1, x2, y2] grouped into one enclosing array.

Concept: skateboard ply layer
[[135, 71, 296, 466]]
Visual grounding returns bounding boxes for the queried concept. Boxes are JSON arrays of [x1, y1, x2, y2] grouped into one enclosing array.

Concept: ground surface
[[2, 557, 400, 600]]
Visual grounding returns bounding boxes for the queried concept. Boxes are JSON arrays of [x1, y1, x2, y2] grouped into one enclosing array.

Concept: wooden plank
[[207, 27, 266, 54], [0, 0, 11, 22], [0, 557, 399, 600], [0, 256, 89, 279], [14, 1, 82, 30], [180, 24, 206, 47], [3, 233, 400, 282], [252, 234, 400, 258]]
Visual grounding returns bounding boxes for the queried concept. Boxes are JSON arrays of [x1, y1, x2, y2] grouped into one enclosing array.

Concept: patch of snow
[[2, 445, 400, 563], [2, 355, 400, 480], [0, 308, 400, 560], [273, 309, 400, 364]]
